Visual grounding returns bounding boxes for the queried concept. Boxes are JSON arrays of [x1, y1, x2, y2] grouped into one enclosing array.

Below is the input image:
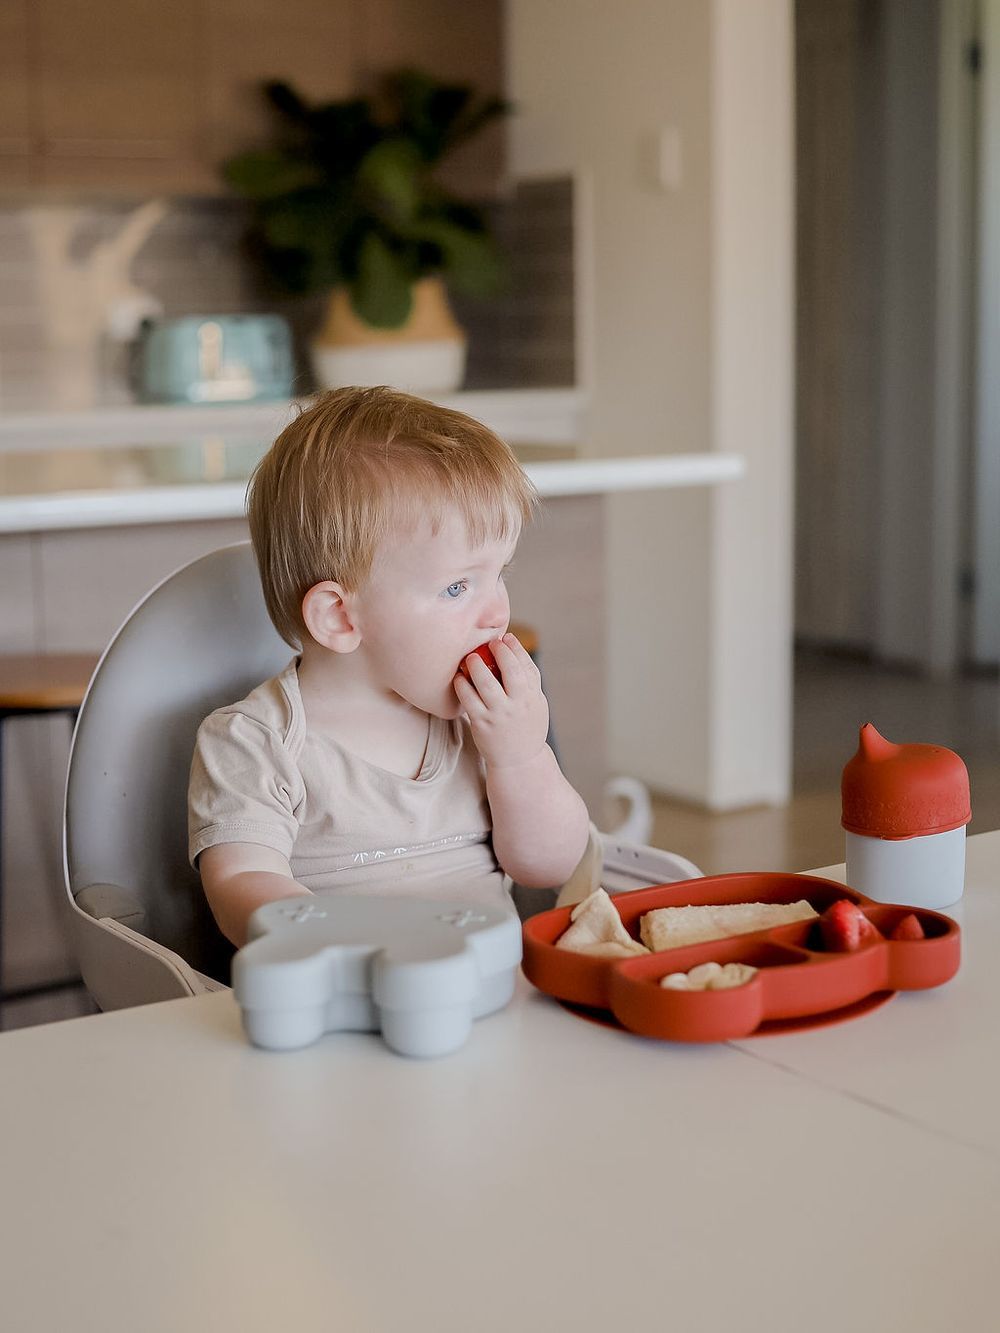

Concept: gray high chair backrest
[[64, 542, 290, 1010]]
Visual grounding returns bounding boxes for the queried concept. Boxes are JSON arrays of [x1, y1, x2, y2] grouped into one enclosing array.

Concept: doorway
[[794, 0, 981, 675]]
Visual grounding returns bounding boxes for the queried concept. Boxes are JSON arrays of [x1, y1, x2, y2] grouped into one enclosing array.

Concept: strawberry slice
[[459, 642, 501, 681], [890, 912, 925, 942], [819, 899, 882, 952]]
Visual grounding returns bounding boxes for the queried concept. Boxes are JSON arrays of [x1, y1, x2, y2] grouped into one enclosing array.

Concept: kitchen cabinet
[[0, 0, 31, 188], [0, 0, 503, 197], [202, 0, 355, 166], [33, 0, 207, 192]]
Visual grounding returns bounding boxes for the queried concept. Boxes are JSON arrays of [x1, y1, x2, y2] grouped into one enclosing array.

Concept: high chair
[[63, 542, 702, 1012]]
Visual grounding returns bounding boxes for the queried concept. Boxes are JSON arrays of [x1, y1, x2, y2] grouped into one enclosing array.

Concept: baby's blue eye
[[444, 581, 466, 599]]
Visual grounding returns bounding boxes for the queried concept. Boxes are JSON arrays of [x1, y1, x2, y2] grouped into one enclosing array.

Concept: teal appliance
[[136, 315, 295, 404]]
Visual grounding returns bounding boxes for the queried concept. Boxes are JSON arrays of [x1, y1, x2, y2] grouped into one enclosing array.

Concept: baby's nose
[[480, 583, 510, 630]]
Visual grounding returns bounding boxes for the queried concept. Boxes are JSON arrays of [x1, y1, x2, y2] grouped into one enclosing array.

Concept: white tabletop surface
[[2, 834, 999, 1332]]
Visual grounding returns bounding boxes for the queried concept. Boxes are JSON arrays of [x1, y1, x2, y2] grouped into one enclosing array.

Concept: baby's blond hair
[[247, 385, 539, 647]]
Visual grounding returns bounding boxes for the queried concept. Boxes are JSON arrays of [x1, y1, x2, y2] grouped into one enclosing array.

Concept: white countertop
[[0, 388, 745, 532], [0, 452, 745, 533], [0, 833, 997, 1332]]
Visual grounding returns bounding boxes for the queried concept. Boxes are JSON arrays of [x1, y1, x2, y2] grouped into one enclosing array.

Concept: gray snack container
[[232, 896, 523, 1058]]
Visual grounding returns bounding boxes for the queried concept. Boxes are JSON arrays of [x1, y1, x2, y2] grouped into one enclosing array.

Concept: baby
[[188, 386, 597, 946]]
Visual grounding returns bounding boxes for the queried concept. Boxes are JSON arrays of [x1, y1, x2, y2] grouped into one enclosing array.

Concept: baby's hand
[[458, 641, 502, 681], [454, 633, 550, 770]]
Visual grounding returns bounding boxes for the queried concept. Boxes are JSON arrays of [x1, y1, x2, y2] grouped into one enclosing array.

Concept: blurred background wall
[[509, 0, 794, 808]]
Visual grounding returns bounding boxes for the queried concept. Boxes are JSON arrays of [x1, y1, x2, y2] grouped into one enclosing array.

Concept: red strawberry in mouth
[[459, 641, 501, 681], [819, 899, 882, 952], [890, 913, 926, 942]]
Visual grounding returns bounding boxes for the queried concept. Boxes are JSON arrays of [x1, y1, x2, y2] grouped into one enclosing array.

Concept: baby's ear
[[301, 581, 361, 653]]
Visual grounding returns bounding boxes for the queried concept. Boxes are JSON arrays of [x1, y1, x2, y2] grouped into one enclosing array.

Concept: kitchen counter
[[0, 389, 743, 533], [0, 443, 743, 533]]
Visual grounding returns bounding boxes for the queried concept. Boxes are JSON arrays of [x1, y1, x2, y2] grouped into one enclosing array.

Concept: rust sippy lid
[[841, 723, 971, 840]]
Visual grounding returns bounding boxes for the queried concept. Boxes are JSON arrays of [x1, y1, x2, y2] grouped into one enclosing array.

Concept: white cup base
[[844, 826, 966, 909]]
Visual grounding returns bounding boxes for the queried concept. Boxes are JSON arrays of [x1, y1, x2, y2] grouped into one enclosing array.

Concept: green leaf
[[222, 151, 321, 200], [351, 234, 414, 328], [385, 69, 510, 163], [260, 191, 336, 250], [263, 81, 313, 127], [441, 95, 511, 154], [357, 139, 423, 220], [407, 219, 505, 296], [389, 69, 474, 162], [308, 100, 381, 167]]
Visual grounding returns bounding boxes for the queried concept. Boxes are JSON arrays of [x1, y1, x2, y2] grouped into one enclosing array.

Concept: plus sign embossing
[[438, 909, 487, 929], [237, 896, 522, 1055], [278, 903, 328, 924]]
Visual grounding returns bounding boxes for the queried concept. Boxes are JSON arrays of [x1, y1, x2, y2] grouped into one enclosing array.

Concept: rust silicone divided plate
[[521, 873, 961, 1042]]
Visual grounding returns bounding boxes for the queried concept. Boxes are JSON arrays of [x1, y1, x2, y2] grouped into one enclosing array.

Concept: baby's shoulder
[[199, 658, 303, 751]]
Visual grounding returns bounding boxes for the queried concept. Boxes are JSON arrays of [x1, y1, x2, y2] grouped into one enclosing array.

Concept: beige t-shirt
[[189, 658, 511, 909]]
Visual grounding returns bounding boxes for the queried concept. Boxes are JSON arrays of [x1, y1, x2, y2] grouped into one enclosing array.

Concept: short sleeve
[[188, 707, 303, 867]]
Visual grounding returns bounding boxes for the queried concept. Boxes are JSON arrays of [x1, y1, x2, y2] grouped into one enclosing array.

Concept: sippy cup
[[841, 723, 971, 910]]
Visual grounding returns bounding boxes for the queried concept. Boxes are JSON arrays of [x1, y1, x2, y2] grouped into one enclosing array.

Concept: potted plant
[[222, 68, 510, 394]]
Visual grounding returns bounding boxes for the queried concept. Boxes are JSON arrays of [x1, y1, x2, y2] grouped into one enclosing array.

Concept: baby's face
[[355, 509, 516, 719]]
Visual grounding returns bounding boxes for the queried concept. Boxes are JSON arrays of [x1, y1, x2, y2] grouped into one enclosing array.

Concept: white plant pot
[[309, 337, 467, 395]]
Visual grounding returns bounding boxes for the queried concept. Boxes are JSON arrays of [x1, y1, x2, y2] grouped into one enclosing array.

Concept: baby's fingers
[[464, 645, 507, 698], [454, 669, 488, 714], [496, 632, 539, 680]]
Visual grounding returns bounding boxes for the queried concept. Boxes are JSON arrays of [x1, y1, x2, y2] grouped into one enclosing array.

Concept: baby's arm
[[455, 634, 590, 887], [199, 842, 311, 948]]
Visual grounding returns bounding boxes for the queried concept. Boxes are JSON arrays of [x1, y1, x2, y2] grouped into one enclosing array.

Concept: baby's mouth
[[458, 641, 501, 680]]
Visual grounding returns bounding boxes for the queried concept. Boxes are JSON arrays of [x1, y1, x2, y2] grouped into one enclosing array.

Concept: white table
[[2, 834, 999, 1333]]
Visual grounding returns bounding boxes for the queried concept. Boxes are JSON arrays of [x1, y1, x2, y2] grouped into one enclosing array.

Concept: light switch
[[638, 126, 684, 194]]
